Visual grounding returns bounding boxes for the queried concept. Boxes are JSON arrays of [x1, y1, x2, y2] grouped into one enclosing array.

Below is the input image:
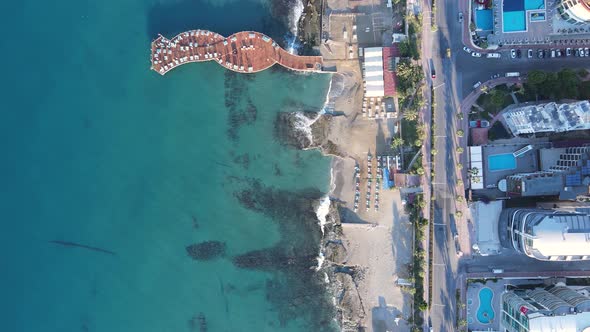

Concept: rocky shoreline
[[296, 0, 323, 54], [273, 102, 368, 330], [321, 200, 367, 331]]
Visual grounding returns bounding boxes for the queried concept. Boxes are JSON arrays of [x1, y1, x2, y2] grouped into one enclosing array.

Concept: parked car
[[528, 49, 533, 58], [431, 67, 436, 79], [446, 48, 451, 58], [575, 48, 580, 57], [471, 52, 482, 57], [551, 49, 556, 58], [486, 52, 501, 58], [586, 48, 589, 57], [556, 49, 562, 57], [516, 49, 522, 58], [538, 49, 545, 58], [473, 81, 482, 89], [579, 48, 585, 57], [510, 49, 516, 58], [458, 12, 463, 23], [491, 73, 500, 79], [567, 47, 572, 56], [469, 120, 490, 128], [463, 46, 472, 53]]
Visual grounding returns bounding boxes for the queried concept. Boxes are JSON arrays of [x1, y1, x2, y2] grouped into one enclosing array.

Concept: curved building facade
[[506, 208, 590, 261], [557, 0, 590, 24]]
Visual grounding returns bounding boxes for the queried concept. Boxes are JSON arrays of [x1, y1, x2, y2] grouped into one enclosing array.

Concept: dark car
[[538, 49, 544, 58], [575, 48, 580, 57], [516, 49, 522, 58]]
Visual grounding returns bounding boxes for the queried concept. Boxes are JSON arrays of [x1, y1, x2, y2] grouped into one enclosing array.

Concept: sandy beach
[[313, 68, 414, 331]]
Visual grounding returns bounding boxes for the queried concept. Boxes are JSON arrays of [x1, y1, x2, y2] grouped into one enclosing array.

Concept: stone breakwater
[[150, 30, 323, 75]]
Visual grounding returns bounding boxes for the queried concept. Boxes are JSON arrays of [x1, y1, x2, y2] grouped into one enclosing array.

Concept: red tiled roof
[[382, 45, 399, 96]]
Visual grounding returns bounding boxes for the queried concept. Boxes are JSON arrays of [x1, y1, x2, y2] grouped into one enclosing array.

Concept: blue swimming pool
[[488, 153, 516, 172], [525, 0, 545, 10], [477, 288, 495, 324], [503, 11, 526, 32]]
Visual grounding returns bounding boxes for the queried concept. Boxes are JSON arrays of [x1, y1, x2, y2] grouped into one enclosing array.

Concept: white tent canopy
[[363, 47, 384, 97]]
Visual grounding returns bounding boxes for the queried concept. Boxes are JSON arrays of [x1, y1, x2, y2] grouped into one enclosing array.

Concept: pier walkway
[[150, 30, 323, 75]]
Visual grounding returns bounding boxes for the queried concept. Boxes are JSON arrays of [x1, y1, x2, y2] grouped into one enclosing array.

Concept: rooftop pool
[[477, 287, 495, 324], [488, 153, 516, 172]]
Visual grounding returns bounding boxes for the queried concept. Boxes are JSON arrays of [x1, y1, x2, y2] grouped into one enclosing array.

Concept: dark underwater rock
[[185, 241, 226, 261]]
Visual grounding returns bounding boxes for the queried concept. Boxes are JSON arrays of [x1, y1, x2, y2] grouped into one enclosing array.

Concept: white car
[[486, 53, 501, 58], [510, 49, 516, 58], [463, 46, 472, 53], [473, 81, 482, 89], [471, 52, 482, 57], [458, 12, 464, 23]]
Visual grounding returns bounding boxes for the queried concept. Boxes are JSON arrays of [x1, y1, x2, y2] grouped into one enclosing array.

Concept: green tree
[[456, 147, 464, 153], [417, 302, 428, 311], [404, 109, 419, 121], [391, 137, 404, 150], [490, 89, 506, 107], [528, 70, 547, 85], [557, 68, 580, 99], [456, 129, 464, 137]]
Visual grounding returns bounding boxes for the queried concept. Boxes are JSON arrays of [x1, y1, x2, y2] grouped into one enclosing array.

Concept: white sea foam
[[320, 75, 334, 114], [316, 195, 331, 235], [287, 0, 304, 54], [292, 112, 319, 146], [315, 250, 325, 271]]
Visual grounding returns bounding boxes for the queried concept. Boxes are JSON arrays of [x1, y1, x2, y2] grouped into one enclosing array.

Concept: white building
[[505, 208, 590, 261], [557, 0, 590, 25], [363, 47, 384, 97], [502, 101, 590, 136], [502, 284, 590, 332]]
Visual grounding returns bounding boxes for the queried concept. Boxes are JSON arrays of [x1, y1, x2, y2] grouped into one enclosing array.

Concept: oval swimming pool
[[477, 287, 495, 324]]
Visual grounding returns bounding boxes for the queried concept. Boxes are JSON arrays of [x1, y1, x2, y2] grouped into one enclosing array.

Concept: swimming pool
[[477, 288, 495, 324], [525, 0, 545, 10], [488, 153, 516, 172], [502, 0, 545, 32], [503, 11, 526, 32]]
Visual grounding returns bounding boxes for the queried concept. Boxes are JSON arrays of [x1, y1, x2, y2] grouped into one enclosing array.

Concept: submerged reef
[[231, 178, 337, 330], [224, 71, 257, 141], [185, 241, 226, 261]]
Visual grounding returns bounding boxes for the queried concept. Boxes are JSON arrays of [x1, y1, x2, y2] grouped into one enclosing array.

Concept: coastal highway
[[426, 0, 463, 329], [424, 0, 590, 331]]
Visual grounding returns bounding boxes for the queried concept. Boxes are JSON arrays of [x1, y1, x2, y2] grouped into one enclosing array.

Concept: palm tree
[[391, 137, 404, 150]]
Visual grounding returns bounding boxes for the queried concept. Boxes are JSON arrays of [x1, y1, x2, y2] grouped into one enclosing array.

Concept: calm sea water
[[1, 0, 337, 331]]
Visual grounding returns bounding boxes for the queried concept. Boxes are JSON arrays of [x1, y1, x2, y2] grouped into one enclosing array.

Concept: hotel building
[[501, 284, 590, 332], [505, 208, 590, 261]]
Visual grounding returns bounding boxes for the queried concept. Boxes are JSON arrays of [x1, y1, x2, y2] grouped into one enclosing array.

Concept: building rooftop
[[527, 212, 590, 259], [503, 101, 590, 136]]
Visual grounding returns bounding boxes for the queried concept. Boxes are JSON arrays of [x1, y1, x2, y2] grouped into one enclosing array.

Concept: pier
[[150, 30, 323, 75]]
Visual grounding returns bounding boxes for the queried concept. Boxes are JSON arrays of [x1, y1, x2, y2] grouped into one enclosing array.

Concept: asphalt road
[[425, 1, 590, 331]]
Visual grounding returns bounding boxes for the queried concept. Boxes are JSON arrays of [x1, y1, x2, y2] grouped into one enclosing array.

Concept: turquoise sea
[[1, 0, 337, 331]]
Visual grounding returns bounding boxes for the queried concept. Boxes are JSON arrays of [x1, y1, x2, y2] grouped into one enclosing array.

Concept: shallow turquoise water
[[477, 287, 495, 324], [1, 0, 337, 331]]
